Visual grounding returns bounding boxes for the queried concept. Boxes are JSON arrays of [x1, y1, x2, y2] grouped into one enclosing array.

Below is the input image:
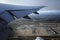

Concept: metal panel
[[0, 12, 14, 22]]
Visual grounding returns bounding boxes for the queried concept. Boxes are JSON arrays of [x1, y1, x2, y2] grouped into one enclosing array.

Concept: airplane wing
[[0, 3, 45, 22]]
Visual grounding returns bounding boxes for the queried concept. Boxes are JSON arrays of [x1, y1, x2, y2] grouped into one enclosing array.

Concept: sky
[[0, 0, 60, 11]]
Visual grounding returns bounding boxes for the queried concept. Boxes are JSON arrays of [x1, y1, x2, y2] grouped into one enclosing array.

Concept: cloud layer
[[0, 0, 60, 10]]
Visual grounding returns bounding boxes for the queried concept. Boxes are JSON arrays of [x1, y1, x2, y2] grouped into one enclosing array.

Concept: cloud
[[1, 0, 41, 6], [0, 0, 60, 10], [0, 0, 10, 3], [0, 0, 5, 3]]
